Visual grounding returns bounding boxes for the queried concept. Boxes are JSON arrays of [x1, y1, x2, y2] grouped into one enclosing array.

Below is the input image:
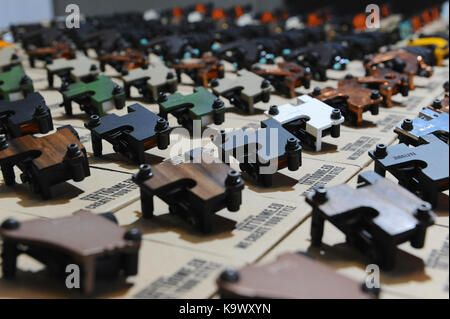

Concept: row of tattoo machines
[[0, 2, 448, 296]]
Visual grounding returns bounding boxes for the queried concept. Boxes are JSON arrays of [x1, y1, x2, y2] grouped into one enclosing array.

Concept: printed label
[[134, 259, 222, 299], [297, 164, 346, 195], [342, 136, 381, 160], [234, 203, 296, 249], [405, 95, 429, 111], [393, 152, 416, 160], [426, 79, 444, 92], [375, 114, 404, 133], [426, 234, 449, 292], [80, 179, 138, 209]]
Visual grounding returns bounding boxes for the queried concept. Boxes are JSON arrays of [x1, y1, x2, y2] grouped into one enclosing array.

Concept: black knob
[[166, 72, 175, 80], [331, 108, 341, 120], [269, 105, 279, 115], [34, 105, 47, 116], [211, 78, 219, 87], [112, 85, 122, 94], [124, 228, 142, 242], [88, 114, 101, 128], [213, 98, 224, 109], [225, 170, 242, 187], [286, 137, 299, 151], [370, 90, 380, 100], [135, 164, 153, 181], [414, 202, 433, 221], [374, 144, 387, 158], [401, 119, 413, 131], [1, 218, 20, 230], [155, 118, 168, 131], [261, 79, 270, 89], [66, 143, 81, 158], [0, 136, 9, 150], [393, 57, 405, 71], [361, 282, 381, 298], [312, 87, 321, 96], [20, 75, 30, 85], [432, 99, 442, 109], [220, 269, 240, 282], [158, 92, 168, 103], [312, 186, 328, 203]]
